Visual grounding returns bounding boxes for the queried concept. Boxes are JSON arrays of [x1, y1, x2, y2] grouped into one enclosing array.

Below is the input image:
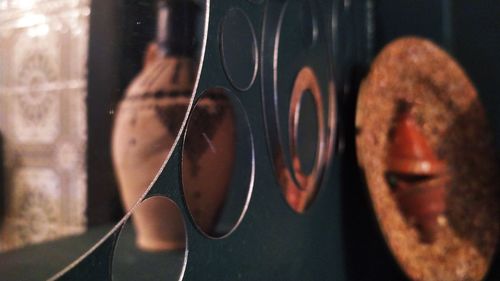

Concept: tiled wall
[[0, 0, 89, 251]]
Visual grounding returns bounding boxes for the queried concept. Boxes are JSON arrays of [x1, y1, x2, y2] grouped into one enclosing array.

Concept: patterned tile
[[0, 0, 89, 251]]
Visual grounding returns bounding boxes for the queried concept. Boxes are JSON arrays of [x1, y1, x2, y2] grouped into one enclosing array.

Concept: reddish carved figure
[[387, 101, 448, 243]]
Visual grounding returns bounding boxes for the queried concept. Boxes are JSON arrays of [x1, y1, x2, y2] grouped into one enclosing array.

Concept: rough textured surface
[[356, 37, 499, 281]]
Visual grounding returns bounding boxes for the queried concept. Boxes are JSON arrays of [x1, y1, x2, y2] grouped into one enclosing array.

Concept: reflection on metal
[[299, 0, 318, 48], [261, 0, 336, 213], [112, 0, 200, 253], [283, 67, 325, 212], [0, 0, 89, 252], [47, 0, 343, 280], [112, 196, 187, 281], [49, 0, 211, 279], [220, 8, 258, 91], [183, 89, 235, 235], [182, 88, 254, 238], [112, 44, 195, 234]]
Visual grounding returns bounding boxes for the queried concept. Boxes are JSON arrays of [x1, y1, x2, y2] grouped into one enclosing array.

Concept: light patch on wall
[[0, 0, 89, 251]]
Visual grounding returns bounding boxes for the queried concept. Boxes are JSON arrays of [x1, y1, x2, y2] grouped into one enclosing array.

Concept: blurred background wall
[[0, 0, 90, 251]]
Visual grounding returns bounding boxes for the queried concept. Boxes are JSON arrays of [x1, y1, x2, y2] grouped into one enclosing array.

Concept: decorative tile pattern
[[0, 0, 89, 251], [2, 168, 61, 248], [12, 32, 61, 144]]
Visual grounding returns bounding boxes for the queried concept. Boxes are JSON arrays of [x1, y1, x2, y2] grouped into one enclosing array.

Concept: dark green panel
[[0, 1, 498, 281]]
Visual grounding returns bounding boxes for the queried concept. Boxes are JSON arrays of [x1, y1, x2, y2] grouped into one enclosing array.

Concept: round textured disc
[[356, 37, 499, 281]]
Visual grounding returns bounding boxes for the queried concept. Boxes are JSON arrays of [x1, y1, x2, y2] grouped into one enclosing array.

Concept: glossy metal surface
[[220, 8, 258, 91], [284, 67, 326, 212], [261, 0, 336, 213], [112, 196, 187, 280], [182, 88, 254, 238], [3, 0, 499, 280], [48, 1, 342, 280]]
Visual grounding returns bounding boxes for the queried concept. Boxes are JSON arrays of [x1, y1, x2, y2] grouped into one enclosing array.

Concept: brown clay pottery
[[111, 45, 194, 250], [386, 101, 448, 243], [356, 37, 499, 281], [112, 0, 199, 251], [181, 89, 236, 236]]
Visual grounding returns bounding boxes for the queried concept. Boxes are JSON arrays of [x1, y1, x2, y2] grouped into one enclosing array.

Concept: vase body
[[181, 90, 236, 236], [112, 48, 195, 250]]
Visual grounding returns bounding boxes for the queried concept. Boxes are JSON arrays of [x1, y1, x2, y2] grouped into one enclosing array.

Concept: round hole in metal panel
[[260, 1, 331, 214], [300, 0, 318, 48], [294, 90, 318, 175], [112, 196, 187, 281], [278, 0, 318, 52], [182, 88, 254, 238], [281, 66, 325, 213], [220, 8, 258, 91]]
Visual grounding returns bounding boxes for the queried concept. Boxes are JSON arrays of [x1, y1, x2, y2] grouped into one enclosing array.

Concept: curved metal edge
[[47, 0, 211, 280]]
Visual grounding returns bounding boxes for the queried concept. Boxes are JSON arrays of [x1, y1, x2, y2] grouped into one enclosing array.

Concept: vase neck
[[156, 0, 199, 57]]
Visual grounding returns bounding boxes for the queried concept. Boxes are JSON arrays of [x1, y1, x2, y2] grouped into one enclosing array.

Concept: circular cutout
[[279, 0, 318, 52], [299, 0, 318, 48], [182, 88, 254, 238], [30, 1, 210, 280], [261, 1, 334, 214], [289, 67, 325, 186], [279, 67, 325, 212], [112, 197, 187, 281], [294, 91, 319, 175], [356, 37, 499, 281], [220, 8, 258, 91]]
